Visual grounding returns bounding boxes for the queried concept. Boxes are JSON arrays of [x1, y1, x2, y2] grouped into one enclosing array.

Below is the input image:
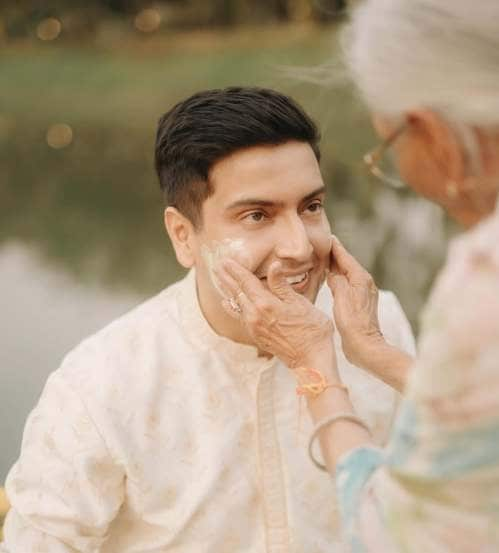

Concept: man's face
[[192, 140, 332, 343]]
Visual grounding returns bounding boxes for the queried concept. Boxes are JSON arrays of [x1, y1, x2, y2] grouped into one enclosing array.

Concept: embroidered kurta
[[1, 271, 414, 553], [336, 205, 499, 552]]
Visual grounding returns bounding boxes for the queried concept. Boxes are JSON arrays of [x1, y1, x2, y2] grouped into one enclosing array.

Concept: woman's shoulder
[[414, 209, 499, 398], [451, 208, 499, 266], [432, 209, 499, 302], [419, 207, 499, 343]]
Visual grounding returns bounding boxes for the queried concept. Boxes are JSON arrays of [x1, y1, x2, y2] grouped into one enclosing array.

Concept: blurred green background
[[0, 0, 453, 484]]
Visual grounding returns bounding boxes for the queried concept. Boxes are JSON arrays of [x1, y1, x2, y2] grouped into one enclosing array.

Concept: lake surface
[[0, 242, 153, 481]]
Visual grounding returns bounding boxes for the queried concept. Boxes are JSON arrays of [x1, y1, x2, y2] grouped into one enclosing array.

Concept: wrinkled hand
[[215, 259, 334, 369], [328, 236, 385, 367]]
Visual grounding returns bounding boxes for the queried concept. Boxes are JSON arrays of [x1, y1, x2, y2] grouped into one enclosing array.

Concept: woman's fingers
[[267, 261, 297, 302], [221, 290, 257, 320], [326, 238, 383, 371], [330, 235, 366, 280], [222, 258, 269, 303], [221, 298, 243, 320], [214, 263, 240, 299], [216, 258, 287, 329], [215, 256, 336, 369], [234, 290, 259, 322], [327, 272, 348, 297], [328, 249, 342, 278]]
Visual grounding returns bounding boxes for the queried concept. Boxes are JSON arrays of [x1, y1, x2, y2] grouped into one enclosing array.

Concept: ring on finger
[[229, 297, 242, 313]]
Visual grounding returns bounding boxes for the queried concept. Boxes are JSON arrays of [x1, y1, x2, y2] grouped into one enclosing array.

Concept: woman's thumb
[[267, 261, 294, 300]]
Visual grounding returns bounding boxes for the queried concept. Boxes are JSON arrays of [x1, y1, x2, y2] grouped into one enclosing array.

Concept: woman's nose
[[274, 218, 313, 262]]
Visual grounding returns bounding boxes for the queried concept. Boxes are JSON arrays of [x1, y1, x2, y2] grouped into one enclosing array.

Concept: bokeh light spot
[[36, 17, 62, 41], [46, 123, 73, 149], [134, 9, 161, 33]]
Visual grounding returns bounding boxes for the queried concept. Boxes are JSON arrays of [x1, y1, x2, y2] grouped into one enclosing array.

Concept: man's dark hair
[[155, 87, 321, 228]]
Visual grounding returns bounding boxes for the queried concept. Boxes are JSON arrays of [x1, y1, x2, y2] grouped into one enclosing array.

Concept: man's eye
[[243, 211, 267, 223], [306, 201, 324, 213]]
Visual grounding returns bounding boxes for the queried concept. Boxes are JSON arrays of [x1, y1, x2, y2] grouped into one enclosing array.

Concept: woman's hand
[[328, 235, 385, 366], [215, 258, 336, 373], [328, 236, 412, 392], [216, 255, 374, 473]]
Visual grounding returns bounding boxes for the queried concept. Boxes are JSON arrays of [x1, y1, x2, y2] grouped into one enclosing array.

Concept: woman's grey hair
[[343, 0, 499, 130]]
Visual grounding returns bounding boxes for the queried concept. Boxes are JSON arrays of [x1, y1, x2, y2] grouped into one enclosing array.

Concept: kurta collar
[[177, 269, 277, 373]]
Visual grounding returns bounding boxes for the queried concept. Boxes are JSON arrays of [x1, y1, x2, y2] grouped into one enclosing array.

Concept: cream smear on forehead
[[201, 238, 252, 298]]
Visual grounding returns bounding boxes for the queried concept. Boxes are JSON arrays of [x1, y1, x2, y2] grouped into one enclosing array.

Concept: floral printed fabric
[[1, 270, 414, 553], [336, 205, 499, 553]]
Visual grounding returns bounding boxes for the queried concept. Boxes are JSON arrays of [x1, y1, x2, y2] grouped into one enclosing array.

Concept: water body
[[0, 243, 148, 481]]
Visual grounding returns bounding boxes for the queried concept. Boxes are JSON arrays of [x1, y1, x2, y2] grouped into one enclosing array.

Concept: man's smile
[[258, 266, 315, 294]]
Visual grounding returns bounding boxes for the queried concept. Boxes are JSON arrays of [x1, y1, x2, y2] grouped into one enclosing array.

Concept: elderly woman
[[216, 1, 499, 551]]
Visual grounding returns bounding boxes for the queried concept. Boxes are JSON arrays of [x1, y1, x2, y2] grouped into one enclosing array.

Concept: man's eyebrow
[[225, 185, 326, 212], [301, 185, 327, 204], [225, 198, 285, 211]]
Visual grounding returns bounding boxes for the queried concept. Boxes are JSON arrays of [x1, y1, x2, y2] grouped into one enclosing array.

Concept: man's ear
[[406, 109, 466, 183], [164, 207, 197, 269]]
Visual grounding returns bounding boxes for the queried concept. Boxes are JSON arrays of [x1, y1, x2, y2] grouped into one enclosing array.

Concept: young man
[[1, 88, 414, 552]]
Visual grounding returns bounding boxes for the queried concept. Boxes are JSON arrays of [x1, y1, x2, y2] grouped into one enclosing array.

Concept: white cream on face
[[201, 238, 252, 299]]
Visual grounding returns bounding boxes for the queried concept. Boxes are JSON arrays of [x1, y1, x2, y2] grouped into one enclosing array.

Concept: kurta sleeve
[[1, 370, 125, 553], [378, 290, 416, 357], [335, 234, 499, 552]]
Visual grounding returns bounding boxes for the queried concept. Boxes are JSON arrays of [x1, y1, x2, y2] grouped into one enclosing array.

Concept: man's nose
[[274, 216, 313, 262]]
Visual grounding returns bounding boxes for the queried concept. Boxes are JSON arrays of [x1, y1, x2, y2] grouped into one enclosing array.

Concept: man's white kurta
[[1, 270, 414, 553]]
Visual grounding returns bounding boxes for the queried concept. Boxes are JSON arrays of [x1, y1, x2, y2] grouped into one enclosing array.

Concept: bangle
[[293, 366, 348, 398], [308, 412, 371, 472]]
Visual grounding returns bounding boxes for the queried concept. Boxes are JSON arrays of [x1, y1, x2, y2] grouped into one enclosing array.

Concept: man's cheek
[[310, 221, 332, 261], [200, 238, 255, 297]]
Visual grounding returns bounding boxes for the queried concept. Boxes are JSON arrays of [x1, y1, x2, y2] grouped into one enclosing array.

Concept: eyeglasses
[[363, 123, 407, 189]]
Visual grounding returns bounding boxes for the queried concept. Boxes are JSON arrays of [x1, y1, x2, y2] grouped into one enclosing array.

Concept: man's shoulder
[[58, 275, 190, 384], [78, 277, 184, 345]]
